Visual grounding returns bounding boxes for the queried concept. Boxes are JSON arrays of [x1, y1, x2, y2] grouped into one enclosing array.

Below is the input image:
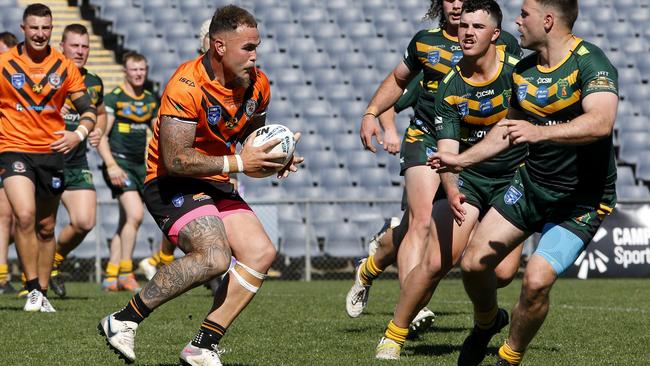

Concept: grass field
[[0, 278, 648, 365]]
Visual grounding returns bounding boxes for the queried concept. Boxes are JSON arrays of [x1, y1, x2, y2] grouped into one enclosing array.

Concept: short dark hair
[[462, 0, 503, 29], [62, 23, 88, 42], [209, 5, 257, 37], [122, 51, 147, 66], [23, 3, 52, 21], [0, 32, 18, 47], [536, 0, 578, 28]]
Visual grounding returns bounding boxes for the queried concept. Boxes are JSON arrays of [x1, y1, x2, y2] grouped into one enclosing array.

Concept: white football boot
[[179, 342, 224, 366], [40, 296, 56, 313], [24, 289, 43, 312], [138, 258, 157, 280], [98, 313, 138, 363], [345, 258, 371, 318], [409, 307, 436, 335], [375, 337, 402, 360]]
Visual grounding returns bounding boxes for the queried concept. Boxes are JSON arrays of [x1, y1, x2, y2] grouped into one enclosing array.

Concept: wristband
[[364, 106, 379, 118], [77, 124, 89, 135], [74, 130, 86, 141], [235, 154, 244, 173], [222, 155, 230, 174]]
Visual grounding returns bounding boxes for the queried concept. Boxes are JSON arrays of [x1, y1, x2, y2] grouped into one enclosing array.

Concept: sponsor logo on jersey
[[15, 103, 24, 111], [192, 192, 210, 202], [225, 117, 238, 129], [51, 176, 62, 189], [476, 89, 495, 99], [537, 77, 552, 84], [451, 51, 463, 65], [556, 78, 572, 99], [536, 85, 549, 104], [458, 179, 463, 187], [172, 193, 184, 208], [245, 99, 258, 117], [12, 161, 26, 173], [504, 185, 522, 205], [427, 50, 440, 65], [586, 76, 617, 93], [479, 98, 493, 115], [457, 101, 469, 117], [48, 73, 62, 88], [207, 106, 221, 125], [11, 73, 25, 89], [517, 84, 528, 102], [32, 84, 44, 94]]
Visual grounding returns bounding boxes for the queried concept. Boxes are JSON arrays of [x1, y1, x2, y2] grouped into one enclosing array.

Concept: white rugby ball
[[245, 124, 296, 178]]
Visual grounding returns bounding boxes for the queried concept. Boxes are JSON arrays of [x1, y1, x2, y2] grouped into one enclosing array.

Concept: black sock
[[40, 288, 47, 297], [114, 293, 153, 324], [191, 319, 226, 349], [26, 278, 40, 292]]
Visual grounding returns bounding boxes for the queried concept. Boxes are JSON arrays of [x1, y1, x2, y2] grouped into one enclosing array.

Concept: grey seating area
[[3, 0, 650, 261]]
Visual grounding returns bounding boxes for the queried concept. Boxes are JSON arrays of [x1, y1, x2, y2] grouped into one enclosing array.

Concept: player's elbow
[[162, 152, 186, 176]]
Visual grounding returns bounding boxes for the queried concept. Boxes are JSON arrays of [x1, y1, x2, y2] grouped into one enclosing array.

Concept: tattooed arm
[[160, 116, 288, 176]]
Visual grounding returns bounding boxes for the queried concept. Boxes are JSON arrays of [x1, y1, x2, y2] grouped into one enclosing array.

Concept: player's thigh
[[425, 199, 479, 271], [118, 190, 144, 222], [62, 189, 97, 227], [35, 195, 60, 233], [222, 212, 276, 271], [0, 188, 12, 222], [462, 207, 529, 271], [404, 165, 439, 219], [2, 175, 36, 221]]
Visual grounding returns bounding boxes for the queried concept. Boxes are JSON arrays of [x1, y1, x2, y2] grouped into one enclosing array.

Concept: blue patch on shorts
[[535, 224, 585, 275]]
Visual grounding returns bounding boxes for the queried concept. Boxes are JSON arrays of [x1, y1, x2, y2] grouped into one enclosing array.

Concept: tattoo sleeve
[[139, 216, 232, 308], [159, 115, 225, 176]]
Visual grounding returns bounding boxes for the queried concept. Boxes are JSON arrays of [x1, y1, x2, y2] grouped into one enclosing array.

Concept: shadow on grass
[[408, 343, 461, 357], [341, 325, 379, 334], [57, 296, 90, 300], [0, 306, 24, 311]]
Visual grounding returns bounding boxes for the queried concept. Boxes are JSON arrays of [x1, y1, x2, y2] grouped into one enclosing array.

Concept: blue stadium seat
[[331, 133, 362, 152], [309, 203, 344, 224], [310, 68, 346, 88], [279, 222, 320, 258], [271, 67, 307, 88], [296, 133, 331, 151], [287, 84, 319, 103], [260, 52, 297, 70], [322, 83, 361, 103], [635, 151, 650, 183], [299, 51, 337, 71], [297, 7, 329, 25], [305, 150, 343, 171], [302, 100, 338, 119], [267, 99, 298, 120], [382, 21, 415, 44], [322, 222, 365, 257], [616, 184, 650, 200], [321, 37, 355, 57], [616, 166, 636, 186], [354, 37, 391, 55], [337, 100, 367, 120], [618, 132, 650, 165], [348, 67, 384, 87], [306, 21, 343, 41], [354, 167, 393, 188], [269, 23, 306, 43], [143, 0, 179, 12], [331, 7, 365, 24], [344, 22, 379, 41], [312, 116, 353, 136], [276, 203, 305, 223], [316, 167, 353, 188], [345, 150, 380, 170]]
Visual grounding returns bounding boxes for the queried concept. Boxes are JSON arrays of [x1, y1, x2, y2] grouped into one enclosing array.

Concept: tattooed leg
[[139, 216, 232, 309]]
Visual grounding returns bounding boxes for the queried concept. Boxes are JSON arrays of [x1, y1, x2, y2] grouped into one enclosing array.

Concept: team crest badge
[[225, 117, 238, 129], [536, 85, 549, 104], [504, 186, 523, 205], [32, 83, 44, 94], [502, 89, 512, 108], [172, 193, 185, 208], [517, 84, 528, 102], [457, 101, 469, 117], [556, 79, 572, 100], [427, 51, 440, 65], [48, 73, 62, 88], [12, 161, 26, 173], [479, 98, 493, 115], [121, 105, 131, 115], [451, 51, 463, 65], [51, 177, 62, 189], [207, 106, 221, 126], [11, 73, 25, 89], [245, 99, 258, 117]]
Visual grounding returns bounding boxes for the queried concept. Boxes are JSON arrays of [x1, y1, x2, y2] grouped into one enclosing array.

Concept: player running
[[98, 5, 302, 365], [0, 4, 96, 312], [430, 0, 619, 364], [49, 23, 107, 298]]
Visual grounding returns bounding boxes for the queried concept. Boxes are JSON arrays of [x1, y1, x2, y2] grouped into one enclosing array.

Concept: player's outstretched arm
[[51, 91, 97, 153]]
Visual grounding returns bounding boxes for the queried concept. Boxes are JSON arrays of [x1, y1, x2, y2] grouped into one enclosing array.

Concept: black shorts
[[0, 152, 64, 197], [143, 176, 253, 245]]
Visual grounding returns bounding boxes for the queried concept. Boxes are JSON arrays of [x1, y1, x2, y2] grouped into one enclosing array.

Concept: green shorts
[[64, 166, 95, 191], [492, 164, 616, 243], [399, 119, 437, 175], [458, 168, 515, 218], [101, 158, 145, 198]]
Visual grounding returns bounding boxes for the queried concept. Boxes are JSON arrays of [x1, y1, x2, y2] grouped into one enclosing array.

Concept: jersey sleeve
[[104, 91, 117, 114], [403, 30, 426, 73], [158, 69, 201, 123], [394, 72, 423, 113], [255, 69, 271, 115], [64, 61, 86, 94], [577, 43, 619, 98], [433, 77, 461, 141], [96, 77, 105, 106], [500, 31, 524, 58]]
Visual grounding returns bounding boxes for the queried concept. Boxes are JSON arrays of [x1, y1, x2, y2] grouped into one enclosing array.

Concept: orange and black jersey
[[0, 43, 86, 153], [146, 54, 270, 183]]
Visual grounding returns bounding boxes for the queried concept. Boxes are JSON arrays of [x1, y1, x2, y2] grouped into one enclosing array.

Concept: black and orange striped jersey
[[511, 37, 618, 194], [146, 54, 270, 183], [0, 43, 86, 153]]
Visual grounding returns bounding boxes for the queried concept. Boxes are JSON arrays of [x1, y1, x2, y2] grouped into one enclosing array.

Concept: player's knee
[[408, 215, 431, 236], [521, 273, 552, 304], [37, 225, 56, 241], [198, 244, 232, 277], [244, 243, 276, 270], [12, 210, 35, 231], [72, 216, 95, 233], [459, 251, 486, 274], [495, 263, 519, 288]]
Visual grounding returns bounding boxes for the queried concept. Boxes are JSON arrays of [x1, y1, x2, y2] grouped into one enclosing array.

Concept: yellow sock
[[53, 252, 65, 270], [384, 320, 409, 346], [159, 250, 174, 265], [498, 341, 523, 365], [106, 262, 120, 278], [119, 260, 133, 275], [147, 253, 160, 266], [21, 272, 26, 286], [475, 306, 499, 329], [359, 255, 384, 286], [0, 263, 8, 283]]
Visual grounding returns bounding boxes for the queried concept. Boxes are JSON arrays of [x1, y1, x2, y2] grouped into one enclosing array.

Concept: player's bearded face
[[22, 15, 53, 53], [224, 26, 259, 88], [443, 0, 463, 27], [459, 10, 499, 58]]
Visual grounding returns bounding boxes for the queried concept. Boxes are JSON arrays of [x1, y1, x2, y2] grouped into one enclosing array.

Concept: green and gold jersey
[[403, 28, 523, 130], [510, 37, 618, 194], [64, 68, 104, 167], [104, 86, 158, 163], [435, 49, 526, 175]]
